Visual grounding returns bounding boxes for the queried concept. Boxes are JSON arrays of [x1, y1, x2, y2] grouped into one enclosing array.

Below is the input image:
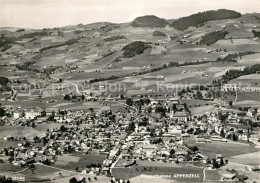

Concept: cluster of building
[[1, 97, 260, 181]]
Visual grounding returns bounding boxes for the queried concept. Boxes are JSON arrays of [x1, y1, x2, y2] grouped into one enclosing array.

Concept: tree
[[169, 149, 175, 155], [218, 112, 228, 123], [81, 95, 85, 100], [42, 159, 50, 165], [69, 177, 78, 183], [220, 158, 224, 166], [63, 94, 71, 100], [206, 158, 211, 165], [225, 159, 228, 164], [155, 104, 165, 115], [232, 134, 238, 141], [170, 149, 175, 157], [189, 146, 199, 152], [126, 98, 133, 106], [220, 129, 225, 137], [58, 30, 64, 37], [0, 107, 6, 117], [187, 128, 194, 134], [212, 158, 220, 169], [144, 98, 151, 104], [29, 163, 35, 169], [81, 178, 86, 183], [33, 136, 40, 143], [60, 125, 66, 132], [172, 104, 177, 112]]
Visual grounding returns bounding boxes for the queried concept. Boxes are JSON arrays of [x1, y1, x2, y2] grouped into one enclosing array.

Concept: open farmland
[[185, 140, 259, 158], [112, 164, 203, 182], [0, 123, 61, 139], [234, 91, 260, 107], [53, 152, 107, 171], [229, 151, 260, 165]]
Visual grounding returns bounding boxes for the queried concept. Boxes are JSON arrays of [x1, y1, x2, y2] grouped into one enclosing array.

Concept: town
[[0, 93, 260, 182], [1, 4, 260, 183]]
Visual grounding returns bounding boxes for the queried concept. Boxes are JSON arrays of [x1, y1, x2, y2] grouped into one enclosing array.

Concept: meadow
[[185, 140, 259, 158]]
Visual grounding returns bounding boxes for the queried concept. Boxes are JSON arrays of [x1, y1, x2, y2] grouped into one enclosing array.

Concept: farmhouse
[[247, 108, 256, 117], [24, 109, 43, 119], [168, 97, 179, 104], [13, 109, 24, 119]]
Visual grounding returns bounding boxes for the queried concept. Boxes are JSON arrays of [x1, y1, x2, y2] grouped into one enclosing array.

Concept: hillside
[[172, 9, 241, 30], [153, 30, 166, 37], [0, 11, 259, 87], [122, 41, 150, 57], [200, 30, 228, 45], [104, 35, 126, 42], [223, 25, 253, 39], [132, 15, 169, 27]]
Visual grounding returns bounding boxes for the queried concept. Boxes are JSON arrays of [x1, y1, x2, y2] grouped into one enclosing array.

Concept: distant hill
[[172, 9, 241, 30], [132, 15, 169, 27]]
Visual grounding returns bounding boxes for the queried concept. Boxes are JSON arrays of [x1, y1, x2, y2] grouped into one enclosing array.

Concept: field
[[112, 164, 203, 182], [237, 53, 260, 65], [0, 140, 21, 149], [0, 154, 108, 183], [0, 123, 61, 139], [185, 140, 259, 158], [53, 152, 107, 172], [129, 175, 179, 183], [204, 169, 221, 181], [234, 91, 260, 107], [229, 151, 260, 165], [189, 105, 216, 115]]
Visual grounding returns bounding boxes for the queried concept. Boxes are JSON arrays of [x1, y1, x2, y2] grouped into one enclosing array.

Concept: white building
[[222, 84, 238, 91], [24, 109, 41, 119]]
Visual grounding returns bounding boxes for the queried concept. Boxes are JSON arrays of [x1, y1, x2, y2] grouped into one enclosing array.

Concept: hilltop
[[172, 9, 241, 30], [132, 15, 169, 27]]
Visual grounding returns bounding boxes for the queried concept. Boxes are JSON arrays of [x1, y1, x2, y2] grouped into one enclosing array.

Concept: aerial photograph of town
[[0, 0, 260, 182]]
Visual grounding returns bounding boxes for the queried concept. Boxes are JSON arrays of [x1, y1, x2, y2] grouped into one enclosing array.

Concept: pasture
[[229, 151, 260, 165], [185, 140, 259, 158], [53, 152, 107, 172], [112, 164, 203, 182], [0, 123, 61, 139]]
